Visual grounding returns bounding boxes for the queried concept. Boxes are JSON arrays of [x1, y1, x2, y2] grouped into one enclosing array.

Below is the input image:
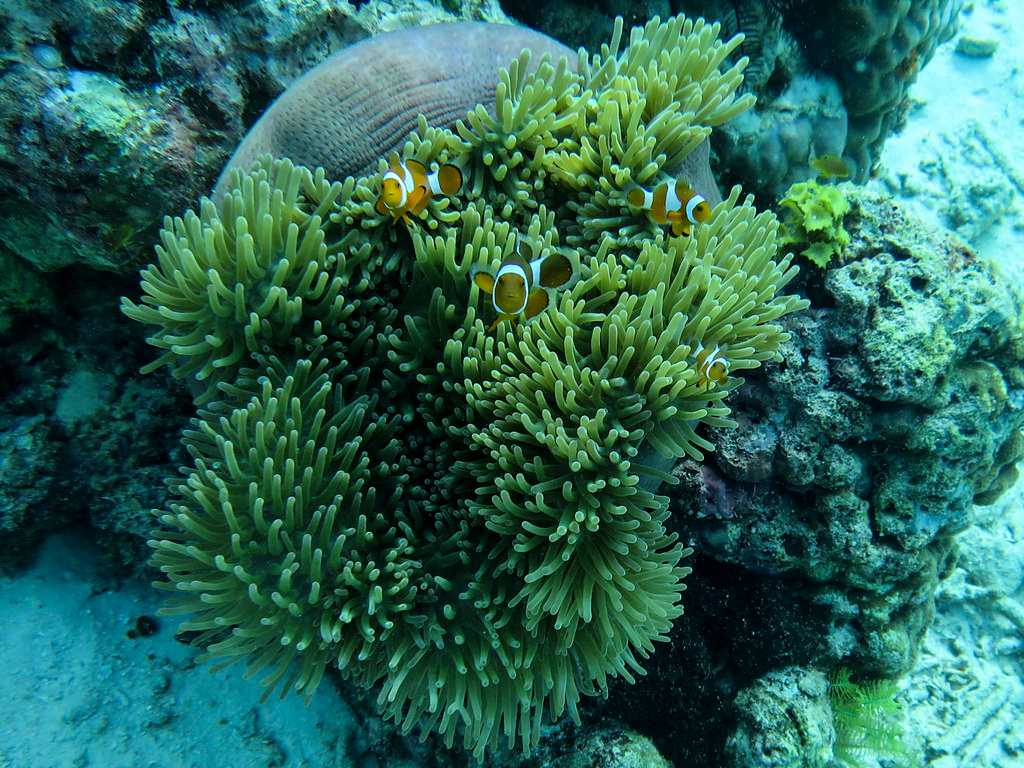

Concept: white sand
[[870, 0, 1024, 277], [0, 532, 374, 768]]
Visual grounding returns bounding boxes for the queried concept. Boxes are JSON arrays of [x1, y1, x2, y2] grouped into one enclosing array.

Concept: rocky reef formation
[[0, 0, 506, 280], [2, 3, 1020, 767], [0, 270, 192, 570], [725, 667, 835, 768], [673, 186, 1024, 678], [0, 0, 507, 563], [568, 186, 1023, 768]]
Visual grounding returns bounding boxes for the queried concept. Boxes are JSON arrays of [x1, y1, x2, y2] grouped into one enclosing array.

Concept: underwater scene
[[1, 0, 1023, 766]]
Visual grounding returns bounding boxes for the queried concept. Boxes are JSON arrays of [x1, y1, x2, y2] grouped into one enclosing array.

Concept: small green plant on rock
[[779, 181, 852, 268], [829, 668, 917, 768]]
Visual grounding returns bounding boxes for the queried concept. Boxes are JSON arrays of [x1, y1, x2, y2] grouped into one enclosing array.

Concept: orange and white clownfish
[[627, 179, 712, 236], [470, 250, 574, 332], [693, 341, 730, 388], [375, 154, 463, 223]]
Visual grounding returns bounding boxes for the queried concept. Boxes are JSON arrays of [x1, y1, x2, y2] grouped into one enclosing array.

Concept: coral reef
[[671, 187, 1024, 679], [0, 2, 522, 567], [0, 414, 61, 569], [782, 0, 962, 180], [503, 0, 962, 195], [713, 71, 847, 199], [0, 270, 192, 570], [683, 0, 963, 191], [124, 15, 807, 758], [0, 0, 507, 285]]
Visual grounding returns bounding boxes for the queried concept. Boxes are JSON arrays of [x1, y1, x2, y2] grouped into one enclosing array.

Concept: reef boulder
[[672, 187, 1024, 677]]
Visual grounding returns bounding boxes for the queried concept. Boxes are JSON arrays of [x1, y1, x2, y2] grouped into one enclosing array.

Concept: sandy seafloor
[[2, 2, 1023, 766]]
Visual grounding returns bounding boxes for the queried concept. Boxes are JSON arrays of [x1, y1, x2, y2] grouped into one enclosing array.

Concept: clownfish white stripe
[[494, 263, 529, 314], [427, 171, 443, 196], [402, 165, 415, 193], [529, 257, 543, 286], [639, 188, 653, 208], [384, 170, 407, 207], [664, 182, 682, 214], [685, 194, 706, 224]]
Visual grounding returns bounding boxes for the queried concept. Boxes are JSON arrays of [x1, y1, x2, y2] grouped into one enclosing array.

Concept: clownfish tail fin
[[537, 252, 574, 289], [470, 264, 496, 295], [436, 164, 463, 196], [626, 185, 650, 209]]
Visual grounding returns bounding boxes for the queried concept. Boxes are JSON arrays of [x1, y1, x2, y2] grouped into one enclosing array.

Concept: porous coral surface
[[123, 15, 806, 758], [672, 188, 1024, 678], [0, 0, 506, 280], [0, 271, 192, 571]]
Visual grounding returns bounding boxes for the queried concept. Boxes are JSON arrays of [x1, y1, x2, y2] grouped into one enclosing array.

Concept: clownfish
[[693, 341, 730, 388], [375, 153, 463, 223], [471, 250, 574, 332], [627, 179, 712, 236]]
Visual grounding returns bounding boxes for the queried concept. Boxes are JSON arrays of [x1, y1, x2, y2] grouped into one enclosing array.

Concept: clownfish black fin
[[437, 164, 463, 196], [470, 266, 495, 295], [626, 186, 648, 208], [523, 288, 550, 320], [537, 252, 573, 289]]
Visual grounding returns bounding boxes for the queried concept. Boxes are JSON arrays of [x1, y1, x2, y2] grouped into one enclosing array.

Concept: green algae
[[779, 180, 852, 269]]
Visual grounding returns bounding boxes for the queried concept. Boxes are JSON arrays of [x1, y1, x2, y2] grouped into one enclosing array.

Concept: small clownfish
[[471, 251, 574, 332], [693, 341, 730, 388], [627, 179, 712, 236], [375, 154, 463, 223]]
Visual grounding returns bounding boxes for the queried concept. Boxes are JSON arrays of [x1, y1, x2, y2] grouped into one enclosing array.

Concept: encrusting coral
[[122, 15, 807, 758]]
